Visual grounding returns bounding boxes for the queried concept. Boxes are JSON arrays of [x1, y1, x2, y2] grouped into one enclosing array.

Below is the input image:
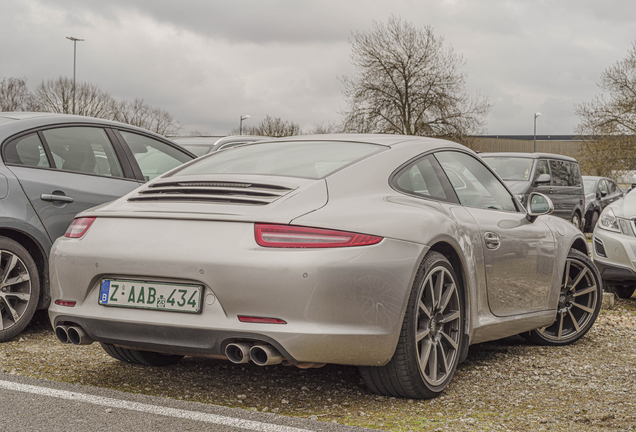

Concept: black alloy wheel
[[0, 236, 40, 342]]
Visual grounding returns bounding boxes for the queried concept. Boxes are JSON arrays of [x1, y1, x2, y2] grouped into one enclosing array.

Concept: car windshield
[[170, 141, 384, 179], [583, 179, 597, 194], [482, 156, 535, 181]]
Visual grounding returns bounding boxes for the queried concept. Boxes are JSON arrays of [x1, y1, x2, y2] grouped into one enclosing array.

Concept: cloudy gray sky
[[2, 0, 635, 136]]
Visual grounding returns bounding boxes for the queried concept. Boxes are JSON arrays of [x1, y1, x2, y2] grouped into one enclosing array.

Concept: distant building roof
[[476, 135, 581, 141]]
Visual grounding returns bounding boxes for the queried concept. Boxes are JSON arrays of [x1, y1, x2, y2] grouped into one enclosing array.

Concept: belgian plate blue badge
[[100, 280, 110, 304]]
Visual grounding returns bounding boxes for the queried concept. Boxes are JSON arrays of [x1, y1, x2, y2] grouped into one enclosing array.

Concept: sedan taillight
[[64, 217, 96, 238], [254, 224, 383, 248]]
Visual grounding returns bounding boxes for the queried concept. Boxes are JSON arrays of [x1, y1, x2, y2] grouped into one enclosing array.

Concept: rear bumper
[[49, 217, 426, 366]]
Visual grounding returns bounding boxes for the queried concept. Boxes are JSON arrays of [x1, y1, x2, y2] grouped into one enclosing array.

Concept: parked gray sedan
[[49, 134, 601, 399], [0, 112, 194, 342]]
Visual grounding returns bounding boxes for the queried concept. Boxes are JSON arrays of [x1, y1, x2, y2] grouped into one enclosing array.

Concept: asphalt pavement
[[0, 373, 378, 432]]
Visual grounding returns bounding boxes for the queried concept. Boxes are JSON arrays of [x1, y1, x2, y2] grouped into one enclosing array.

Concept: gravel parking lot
[[1, 298, 635, 431]]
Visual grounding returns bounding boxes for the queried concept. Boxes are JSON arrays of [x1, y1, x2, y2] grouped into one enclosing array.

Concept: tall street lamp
[[533, 112, 542, 153], [239, 115, 251, 135], [66, 36, 84, 115]]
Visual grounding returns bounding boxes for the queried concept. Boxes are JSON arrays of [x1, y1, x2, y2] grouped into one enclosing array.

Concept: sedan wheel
[[0, 237, 40, 342], [526, 249, 601, 345], [359, 251, 464, 399], [571, 213, 581, 230]]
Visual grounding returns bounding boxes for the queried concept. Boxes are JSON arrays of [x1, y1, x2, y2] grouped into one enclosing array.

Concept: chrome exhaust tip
[[249, 344, 284, 366], [66, 326, 94, 345], [55, 325, 70, 344], [225, 342, 251, 364]]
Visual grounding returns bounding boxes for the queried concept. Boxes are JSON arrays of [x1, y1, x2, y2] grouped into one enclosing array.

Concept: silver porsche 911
[[49, 134, 602, 399]]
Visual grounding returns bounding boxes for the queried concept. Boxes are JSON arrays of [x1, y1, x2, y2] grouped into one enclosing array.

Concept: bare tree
[[575, 42, 636, 175], [305, 121, 342, 135], [26, 77, 181, 136], [30, 76, 115, 118], [340, 16, 491, 144], [0, 77, 31, 111], [234, 114, 301, 137], [576, 42, 636, 136], [113, 98, 182, 136]]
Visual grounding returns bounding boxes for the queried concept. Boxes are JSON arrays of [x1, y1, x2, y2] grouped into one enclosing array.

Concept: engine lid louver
[[128, 180, 297, 205]]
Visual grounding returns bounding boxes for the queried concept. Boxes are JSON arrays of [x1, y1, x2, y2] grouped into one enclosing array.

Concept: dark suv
[[0, 112, 194, 341], [582, 176, 623, 232], [481, 152, 585, 229]]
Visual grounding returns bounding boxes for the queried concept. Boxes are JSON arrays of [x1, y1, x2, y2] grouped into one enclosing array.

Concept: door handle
[[484, 232, 500, 250], [41, 193, 74, 203]]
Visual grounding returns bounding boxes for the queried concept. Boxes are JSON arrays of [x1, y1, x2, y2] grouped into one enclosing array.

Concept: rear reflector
[[254, 224, 383, 248], [54, 300, 76, 307], [238, 316, 287, 324], [64, 217, 96, 238]]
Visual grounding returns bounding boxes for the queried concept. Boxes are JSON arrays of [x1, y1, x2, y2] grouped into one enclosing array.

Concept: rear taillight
[[64, 217, 96, 238], [54, 300, 76, 307], [254, 224, 383, 248]]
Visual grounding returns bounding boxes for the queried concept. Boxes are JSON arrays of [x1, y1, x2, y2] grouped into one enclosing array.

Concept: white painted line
[[0, 379, 312, 432]]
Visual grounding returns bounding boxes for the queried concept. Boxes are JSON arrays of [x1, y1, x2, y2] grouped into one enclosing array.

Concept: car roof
[[0, 112, 171, 142], [480, 152, 579, 163]]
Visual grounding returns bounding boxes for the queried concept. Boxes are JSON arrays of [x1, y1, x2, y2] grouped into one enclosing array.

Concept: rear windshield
[[170, 141, 384, 179], [481, 156, 534, 181]]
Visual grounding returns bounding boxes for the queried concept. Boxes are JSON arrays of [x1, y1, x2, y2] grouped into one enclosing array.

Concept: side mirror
[[600, 190, 608, 197], [526, 192, 554, 222], [535, 173, 551, 185]]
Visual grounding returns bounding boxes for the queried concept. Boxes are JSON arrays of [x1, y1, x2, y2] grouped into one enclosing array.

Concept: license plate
[[99, 279, 202, 313]]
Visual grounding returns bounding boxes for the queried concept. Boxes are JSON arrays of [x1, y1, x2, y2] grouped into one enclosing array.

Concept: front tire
[[587, 211, 599, 233], [525, 249, 601, 345], [0, 237, 40, 342], [100, 343, 183, 366], [359, 251, 464, 399], [571, 212, 581, 230]]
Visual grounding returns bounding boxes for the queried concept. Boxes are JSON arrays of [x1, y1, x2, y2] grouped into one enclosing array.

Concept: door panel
[[466, 207, 557, 316], [7, 166, 140, 241]]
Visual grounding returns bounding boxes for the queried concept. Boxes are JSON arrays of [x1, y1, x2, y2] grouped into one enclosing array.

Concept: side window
[[41, 127, 123, 177], [4, 134, 50, 168], [549, 160, 569, 186], [608, 181, 618, 194], [119, 131, 192, 181], [598, 179, 609, 195], [393, 155, 451, 201], [435, 151, 518, 212], [535, 160, 549, 180], [567, 163, 582, 186]]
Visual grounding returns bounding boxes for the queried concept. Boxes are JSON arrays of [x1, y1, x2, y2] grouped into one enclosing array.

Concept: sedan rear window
[[170, 141, 383, 179]]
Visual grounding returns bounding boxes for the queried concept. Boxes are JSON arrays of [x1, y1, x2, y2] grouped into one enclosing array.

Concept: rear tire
[[359, 251, 464, 399], [0, 236, 40, 342], [614, 285, 635, 299], [525, 249, 601, 345], [100, 343, 183, 366]]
